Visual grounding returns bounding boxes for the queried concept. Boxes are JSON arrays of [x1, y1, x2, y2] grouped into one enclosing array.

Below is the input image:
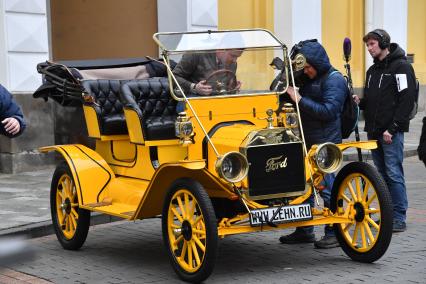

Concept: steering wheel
[[205, 69, 237, 95]]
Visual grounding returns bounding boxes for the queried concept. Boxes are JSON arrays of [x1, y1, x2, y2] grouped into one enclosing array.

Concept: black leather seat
[[120, 78, 177, 140], [82, 80, 129, 135]]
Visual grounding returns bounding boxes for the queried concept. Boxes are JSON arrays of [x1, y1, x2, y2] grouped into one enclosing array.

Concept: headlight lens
[[314, 143, 342, 173], [285, 113, 298, 127], [215, 152, 249, 183]]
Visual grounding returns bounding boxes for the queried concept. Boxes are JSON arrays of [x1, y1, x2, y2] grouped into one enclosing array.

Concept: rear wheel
[[162, 178, 218, 283], [331, 162, 393, 262], [50, 162, 90, 250]]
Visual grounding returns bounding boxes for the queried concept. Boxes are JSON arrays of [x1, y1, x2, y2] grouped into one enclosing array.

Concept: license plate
[[250, 204, 312, 227]]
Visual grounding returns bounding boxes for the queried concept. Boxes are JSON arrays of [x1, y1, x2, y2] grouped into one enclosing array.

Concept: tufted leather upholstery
[[82, 80, 129, 135], [120, 77, 178, 140]]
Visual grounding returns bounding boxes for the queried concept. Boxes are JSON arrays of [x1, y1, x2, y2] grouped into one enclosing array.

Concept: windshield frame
[[153, 28, 286, 52]]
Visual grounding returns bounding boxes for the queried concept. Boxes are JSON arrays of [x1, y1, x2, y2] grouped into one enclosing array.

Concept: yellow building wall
[[322, 0, 365, 89], [218, 0, 275, 90], [218, 0, 423, 88], [218, 0, 274, 30], [408, 0, 426, 83]]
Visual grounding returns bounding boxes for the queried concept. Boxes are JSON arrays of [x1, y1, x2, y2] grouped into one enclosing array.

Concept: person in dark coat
[[353, 29, 416, 233], [0, 84, 26, 137], [417, 116, 426, 167], [279, 40, 347, 249]]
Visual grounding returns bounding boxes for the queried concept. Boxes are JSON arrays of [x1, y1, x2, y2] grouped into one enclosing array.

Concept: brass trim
[[246, 184, 310, 201], [215, 151, 249, 183]]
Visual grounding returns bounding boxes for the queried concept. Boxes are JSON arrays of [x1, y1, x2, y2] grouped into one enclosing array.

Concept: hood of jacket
[[373, 43, 406, 66], [299, 41, 332, 78]]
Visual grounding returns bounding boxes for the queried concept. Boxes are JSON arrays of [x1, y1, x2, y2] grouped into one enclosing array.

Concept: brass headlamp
[[175, 112, 194, 145], [279, 103, 298, 129]]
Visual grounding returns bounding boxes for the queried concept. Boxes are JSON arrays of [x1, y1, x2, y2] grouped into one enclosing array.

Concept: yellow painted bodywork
[[43, 23, 384, 240], [83, 105, 101, 138], [185, 93, 278, 160], [40, 144, 115, 206], [123, 108, 145, 144], [43, 86, 379, 236], [41, 144, 232, 219]]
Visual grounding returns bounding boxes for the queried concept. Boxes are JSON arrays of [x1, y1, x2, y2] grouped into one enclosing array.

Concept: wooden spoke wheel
[[51, 162, 90, 250], [162, 178, 218, 283], [331, 162, 393, 262]]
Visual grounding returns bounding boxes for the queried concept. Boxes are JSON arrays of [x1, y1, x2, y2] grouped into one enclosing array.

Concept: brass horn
[[292, 53, 306, 72]]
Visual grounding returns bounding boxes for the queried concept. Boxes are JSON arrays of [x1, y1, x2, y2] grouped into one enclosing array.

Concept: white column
[[274, 0, 322, 49], [157, 0, 217, 33], [0, 0, 49, 92], [187, 0, 217, 31], [0, 1, 8, 85], [365, 0, 408, 68]]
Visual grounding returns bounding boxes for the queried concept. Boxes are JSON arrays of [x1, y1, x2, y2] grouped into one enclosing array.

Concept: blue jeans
[[368, 132, 407, 223], [297, 173, 335, 237]]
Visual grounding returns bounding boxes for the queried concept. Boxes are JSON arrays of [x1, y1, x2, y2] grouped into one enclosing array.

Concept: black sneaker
[[279, 230, 316, 244], [314, 235, 340, 249], [393, 221, 406, 232]]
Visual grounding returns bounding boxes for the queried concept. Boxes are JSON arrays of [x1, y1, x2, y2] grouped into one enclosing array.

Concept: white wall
[[274, 0, 322, 50], [157, 0, 218, 33], [0, 0, 49, 92], [365, 0, 408, 68]]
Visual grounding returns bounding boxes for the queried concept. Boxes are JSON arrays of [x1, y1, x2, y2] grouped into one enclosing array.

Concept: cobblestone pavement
[[1, 156, 425, 284], [0, 169, 53, 231]]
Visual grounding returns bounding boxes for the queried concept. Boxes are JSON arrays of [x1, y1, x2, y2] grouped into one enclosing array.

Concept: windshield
[[169, 48, 285, 98], [154, 29, 283, 52]]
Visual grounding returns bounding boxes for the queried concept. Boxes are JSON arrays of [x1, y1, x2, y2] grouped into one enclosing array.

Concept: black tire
[[331, 161, 393, 262], [50, 162, 90, 250], [162, 178, 218, 283]]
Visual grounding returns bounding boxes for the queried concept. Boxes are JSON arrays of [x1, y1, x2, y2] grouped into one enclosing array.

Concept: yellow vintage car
[[35, 29, 392, 283]]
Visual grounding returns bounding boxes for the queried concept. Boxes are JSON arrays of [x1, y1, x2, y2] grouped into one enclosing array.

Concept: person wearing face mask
[[353, 29, 416, 233], [279, 40, 347, 249]]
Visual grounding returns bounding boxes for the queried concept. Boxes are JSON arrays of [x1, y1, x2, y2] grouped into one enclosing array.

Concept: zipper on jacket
[[367, 74, 371, 88], [372, 73, 384, 134], [378, 73, 383, 88]]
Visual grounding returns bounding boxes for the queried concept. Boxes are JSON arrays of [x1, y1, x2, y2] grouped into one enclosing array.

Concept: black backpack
[[323, 70, 359, 139], [408, 78, 419, 120]]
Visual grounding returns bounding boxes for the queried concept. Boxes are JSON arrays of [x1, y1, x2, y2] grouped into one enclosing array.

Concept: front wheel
[[331, 161, 393, 263], [50, 162, 90, 250], [162, 178, 218, 283]]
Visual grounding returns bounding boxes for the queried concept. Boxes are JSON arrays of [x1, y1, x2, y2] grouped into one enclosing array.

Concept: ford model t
[[34, 29, 392, 282]]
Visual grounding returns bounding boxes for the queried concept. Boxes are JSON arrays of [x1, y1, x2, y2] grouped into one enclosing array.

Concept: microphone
[[343, 37, 351, 62]]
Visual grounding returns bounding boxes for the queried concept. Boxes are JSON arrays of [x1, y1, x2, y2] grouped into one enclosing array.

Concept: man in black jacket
[[354, 29, 416, 233]]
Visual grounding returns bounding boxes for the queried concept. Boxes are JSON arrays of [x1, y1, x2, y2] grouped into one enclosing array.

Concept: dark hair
[[363, 29, 390, 49]]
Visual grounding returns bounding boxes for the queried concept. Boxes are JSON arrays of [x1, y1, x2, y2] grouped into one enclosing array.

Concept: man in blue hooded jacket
[[1, 84, 26, 137], [279, 40, 347, 249]]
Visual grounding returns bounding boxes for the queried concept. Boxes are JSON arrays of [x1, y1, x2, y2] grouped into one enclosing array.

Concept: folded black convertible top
[[33, 57, 176, 107]]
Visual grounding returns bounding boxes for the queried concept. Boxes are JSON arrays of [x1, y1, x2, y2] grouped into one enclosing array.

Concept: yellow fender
[[337, 140, 378, 152], [134, 160, 235, 219], [39, 144, 115, 205]]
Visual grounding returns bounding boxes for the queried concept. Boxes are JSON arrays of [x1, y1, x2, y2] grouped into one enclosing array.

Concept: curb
[[0, 213, 121, 239]]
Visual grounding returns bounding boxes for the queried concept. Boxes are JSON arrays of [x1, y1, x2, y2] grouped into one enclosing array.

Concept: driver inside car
[[173, 49, 243, 96]]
